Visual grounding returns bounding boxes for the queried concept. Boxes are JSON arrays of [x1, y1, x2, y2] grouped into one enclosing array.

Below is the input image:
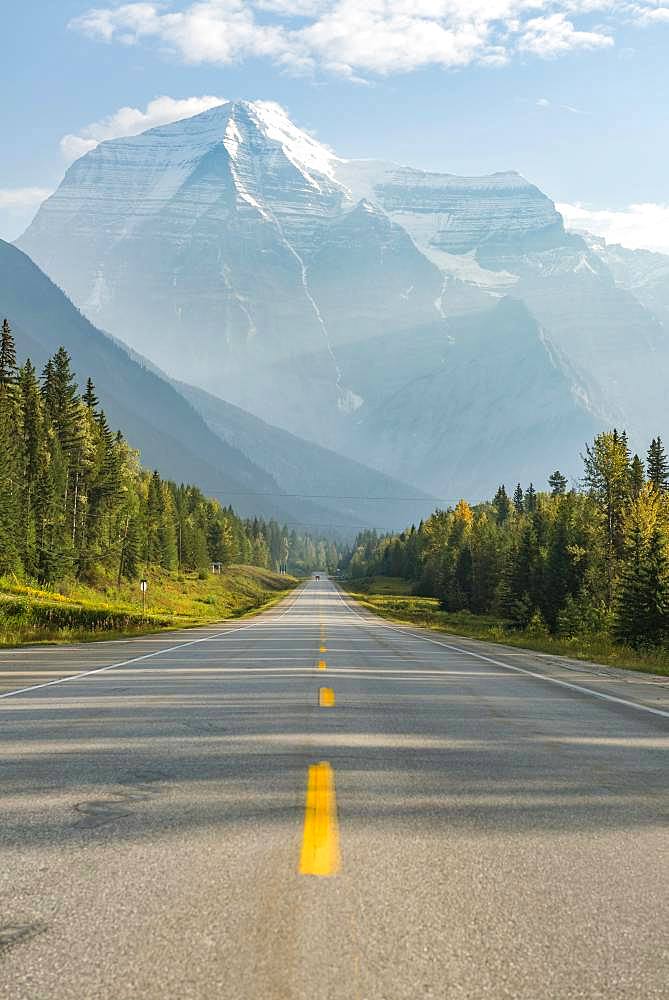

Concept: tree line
[[0, 320, 340, 585], [343, 429, 669, 649]]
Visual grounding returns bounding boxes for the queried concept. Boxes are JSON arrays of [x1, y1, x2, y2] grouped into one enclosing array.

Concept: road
[[1, 578, 667, 999]]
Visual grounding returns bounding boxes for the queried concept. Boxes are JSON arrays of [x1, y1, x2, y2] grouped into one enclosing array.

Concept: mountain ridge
[[17, 99, 669, 496], [0, 238, 432, 533]]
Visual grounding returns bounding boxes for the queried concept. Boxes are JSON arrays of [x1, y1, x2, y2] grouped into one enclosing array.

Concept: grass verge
[[344, 581, 669, 677], [0, 565, 299, 647]]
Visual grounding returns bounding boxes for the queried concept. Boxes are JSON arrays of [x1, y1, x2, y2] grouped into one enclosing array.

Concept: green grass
[[344, 585, 669, 677], [347, 575, 415, 595], [0, 565, 299, 647]]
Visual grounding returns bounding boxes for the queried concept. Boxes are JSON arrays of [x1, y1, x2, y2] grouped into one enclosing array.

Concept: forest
[[343, 430, 669, 651], [0, 319, 340, 587]]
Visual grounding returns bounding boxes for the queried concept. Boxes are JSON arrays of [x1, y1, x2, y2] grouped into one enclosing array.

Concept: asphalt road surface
[[1, 579, 668, 999]]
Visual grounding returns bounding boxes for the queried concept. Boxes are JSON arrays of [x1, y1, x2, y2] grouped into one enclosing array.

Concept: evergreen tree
[[119, 515, 142, 581], [512, 484, 524, 513], [493, 485, 511, 525], [524, 483, 537, 513], [638, 527, 669, 644], [647, 437, 669, 492], [41, 347, 81, 455], [17, 361, 46, 575], [615, 485, 669, 646], [630, 454, 645, 499], [582, 429, 631, 602], [548, 470, 568, 496], [0, 321, 21, 573], [82, 377, 99, 411], [0, 319, 17, 387]]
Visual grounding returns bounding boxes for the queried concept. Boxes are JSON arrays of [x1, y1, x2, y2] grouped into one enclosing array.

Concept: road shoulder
[[340, 588, 669, 719]]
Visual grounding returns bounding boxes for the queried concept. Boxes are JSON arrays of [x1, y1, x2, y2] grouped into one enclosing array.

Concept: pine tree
[[500, 522, 539, 627], [639, 527, 669, 644], [647, 437, 669, 492], [493, 485, 511, 525], [0, 321, 21, 573], [513, 484, 524, 513], [35, 436, 75, 582], [82, 377, 99, 411], [158, 483, 179, 570], [145, 471, 165, 565], [17, 361, 46, 575], [615, 485, 669, 646], [0, 319, 17, 387], [119, 515, 141, 581], [548, 470, 568, 496], [41, 348, 81, 455], [544, 506, 573, 630], [524, 483, 537, 513], [630, 454, 645, 499], [616, 516, 649, 647], [582, 429, 631, 602]]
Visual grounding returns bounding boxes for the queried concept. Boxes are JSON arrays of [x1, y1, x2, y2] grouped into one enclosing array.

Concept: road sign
[[140, 579, 148, 592]]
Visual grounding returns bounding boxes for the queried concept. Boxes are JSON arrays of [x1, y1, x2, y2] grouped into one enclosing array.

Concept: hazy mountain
[[175, 380, 434, 529], [267, 298, 601, 496], [0, 239, 430, 532], [337, 159, 669, 450], [585, 234, 669, 329], [17, 99, 669, 497]]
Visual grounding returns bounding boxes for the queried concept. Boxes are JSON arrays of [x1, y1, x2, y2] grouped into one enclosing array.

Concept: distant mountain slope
[[18, 98, 669, 493], [272, 298, 602, 498], [0, 239, 400, 532], [175, 380, 434, 529], [585, 235, 669, 329]]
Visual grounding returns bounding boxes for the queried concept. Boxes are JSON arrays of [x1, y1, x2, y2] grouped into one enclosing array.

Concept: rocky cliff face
[[337, 162, 563, 263], [17, 100, 669, 498]]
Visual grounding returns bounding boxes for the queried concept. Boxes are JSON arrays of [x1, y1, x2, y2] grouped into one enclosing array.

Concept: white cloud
[[632, 4, 669, 23], [70, 1, 668, 78], [0, 187, 52, 209], [519, 13, 612, 56], [60, 94, 227, 163], [535, 95, 589, 113], [558, 201, 669, 255]]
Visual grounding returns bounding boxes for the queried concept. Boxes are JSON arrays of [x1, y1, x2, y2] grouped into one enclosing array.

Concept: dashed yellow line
[[318, 659, 327, 670], [299, 761, 340, 876], [319, 645, 327, 653], [319, 686, 335, 707]]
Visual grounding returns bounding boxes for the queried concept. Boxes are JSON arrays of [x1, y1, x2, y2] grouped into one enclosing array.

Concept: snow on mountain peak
[[245, 100, 340, 188]]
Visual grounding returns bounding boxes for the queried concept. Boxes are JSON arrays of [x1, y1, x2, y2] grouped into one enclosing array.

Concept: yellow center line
[[318, 659, 327, 670], [319, 686, 335, 707], [299, 761, 340, 876], [319, 645, 327, 653]]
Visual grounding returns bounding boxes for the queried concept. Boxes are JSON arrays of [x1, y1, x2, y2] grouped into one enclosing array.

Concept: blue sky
[[3, 1, 669, 249]]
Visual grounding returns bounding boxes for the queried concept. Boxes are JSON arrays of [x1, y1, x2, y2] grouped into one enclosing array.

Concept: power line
[[199, 490, 450, 502]]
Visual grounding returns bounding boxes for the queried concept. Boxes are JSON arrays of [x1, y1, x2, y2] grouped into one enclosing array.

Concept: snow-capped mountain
[[17, 100, 669, 498]]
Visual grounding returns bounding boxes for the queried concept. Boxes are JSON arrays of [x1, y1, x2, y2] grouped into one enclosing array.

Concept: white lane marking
[[123, 656, 321, 663], [333, 586, 669, 721], [0, 586, 308, 702]]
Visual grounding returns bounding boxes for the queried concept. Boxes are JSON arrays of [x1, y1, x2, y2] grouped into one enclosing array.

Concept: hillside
[[0, 239, 424, 532], [175, 380, 434, 529]]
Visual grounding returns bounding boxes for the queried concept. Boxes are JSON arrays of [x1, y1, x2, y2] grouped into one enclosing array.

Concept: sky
[[3, 1, 669, 251]]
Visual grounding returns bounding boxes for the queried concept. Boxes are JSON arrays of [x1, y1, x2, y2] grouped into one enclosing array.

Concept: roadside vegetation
[[0, 318, 332, 644], [345, 578, 669, 676], [0, 565, 297, 646], [342, 432, 669, 677]]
